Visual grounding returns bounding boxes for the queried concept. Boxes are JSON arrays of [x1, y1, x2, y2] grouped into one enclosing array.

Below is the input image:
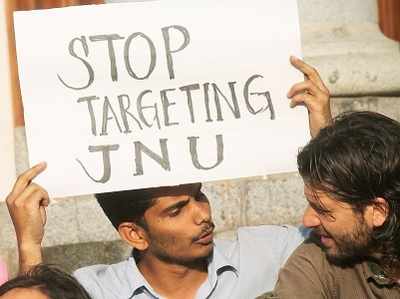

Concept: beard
[[146, 222, 215, 267], [149, 237, 213, 266], [312, 218, 378, 266]]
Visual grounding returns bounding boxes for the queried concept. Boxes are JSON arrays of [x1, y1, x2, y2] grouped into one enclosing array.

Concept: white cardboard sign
[[14, 0, 309, 198]]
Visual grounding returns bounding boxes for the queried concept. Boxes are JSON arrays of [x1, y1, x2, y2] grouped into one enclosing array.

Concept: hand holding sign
[[288, 56, 332, 138]]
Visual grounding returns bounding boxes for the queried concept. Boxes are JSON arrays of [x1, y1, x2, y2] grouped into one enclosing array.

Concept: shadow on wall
[[46, 241, 130, 274]]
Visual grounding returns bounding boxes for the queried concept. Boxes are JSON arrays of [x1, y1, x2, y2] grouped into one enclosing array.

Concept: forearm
[[309, 107, 333, 138]]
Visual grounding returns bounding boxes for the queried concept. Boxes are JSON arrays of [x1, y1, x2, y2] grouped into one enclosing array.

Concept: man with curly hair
[[269, 111, 400, 298]]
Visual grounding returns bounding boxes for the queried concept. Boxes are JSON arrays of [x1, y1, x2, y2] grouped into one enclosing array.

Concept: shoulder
[[213, 225, 308, 294], [215, 225, 307, 261], [236, 225, 308, 264], [274, 238, 338, 298], [236, 224, 308, 242], [286, 237, 325, 260], [280, 237, 335, 273], [74, 258, 136, 299]]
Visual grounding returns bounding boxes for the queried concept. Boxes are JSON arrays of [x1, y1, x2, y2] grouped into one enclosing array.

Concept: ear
[[370, 197, 389, 228], [118, 222, 149, 251]]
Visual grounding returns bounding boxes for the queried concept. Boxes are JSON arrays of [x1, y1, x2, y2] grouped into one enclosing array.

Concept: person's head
[[96, 183, 214, 265], [0, 264, 91, 299], [297, 111, 400, 267]]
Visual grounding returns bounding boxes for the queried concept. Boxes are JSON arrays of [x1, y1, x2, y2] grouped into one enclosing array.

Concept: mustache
[[311, 227, 330, 238], [193, 222, 215, 241]]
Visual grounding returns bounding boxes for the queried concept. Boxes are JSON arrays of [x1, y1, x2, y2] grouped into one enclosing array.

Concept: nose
[[303, 205, 321, 228], [193, 200, 211, 225]]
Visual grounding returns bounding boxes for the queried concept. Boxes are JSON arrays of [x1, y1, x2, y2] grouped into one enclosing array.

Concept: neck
[[137, 254, 208, 299]]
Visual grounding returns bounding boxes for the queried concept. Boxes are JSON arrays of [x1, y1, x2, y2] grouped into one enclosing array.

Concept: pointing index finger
[[290, 56, 328, 92], [11, 162, 47, 197]]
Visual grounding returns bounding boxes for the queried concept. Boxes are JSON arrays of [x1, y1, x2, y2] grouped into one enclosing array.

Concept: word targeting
[[57, 25, 275, 183]]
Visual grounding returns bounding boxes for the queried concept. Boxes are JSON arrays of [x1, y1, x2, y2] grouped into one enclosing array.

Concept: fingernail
[[289, 100, 295, 108]]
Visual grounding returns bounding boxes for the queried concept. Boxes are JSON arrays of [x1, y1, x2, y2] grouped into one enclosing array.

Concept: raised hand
[[288, 56, 332, 138], [6, 162, 49, 273]]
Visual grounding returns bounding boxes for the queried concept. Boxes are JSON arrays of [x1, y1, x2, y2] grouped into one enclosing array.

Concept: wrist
[[18, 242, 43, 274], [18, 241, 42, 253]]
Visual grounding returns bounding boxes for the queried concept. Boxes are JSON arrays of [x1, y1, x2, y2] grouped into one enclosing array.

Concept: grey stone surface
[[106, 0, 378, 24], [1, 240, 132, 277], [301, 23, 398, 57], [297, 1, 400, 97], [0, 202, 15, 247], [42, 240, 132, 274], [74, 195, 120, 243], [244, 174, 306, 226], [332, 97, 400, 121], [14, 127, 29, 175], [42, 197, 81, 248], [298, 0, 377, 24], [306, 54, 400, 97], [203, 180, 244, 232]]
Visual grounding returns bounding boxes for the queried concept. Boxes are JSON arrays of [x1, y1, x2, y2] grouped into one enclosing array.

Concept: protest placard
[[14, 0, 308, 197]]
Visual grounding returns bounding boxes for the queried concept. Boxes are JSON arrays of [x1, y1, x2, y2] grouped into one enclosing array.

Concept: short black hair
[[298, 111, 400, 268], [0, 264, 91, 299], [95, 188, 158, 230], [95, 185, 198, 230]]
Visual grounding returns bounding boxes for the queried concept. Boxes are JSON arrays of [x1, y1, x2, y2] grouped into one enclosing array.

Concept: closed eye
[[163, 198, 190, 217], [169, 208, 181, 217], [309, 202, 333, 217]]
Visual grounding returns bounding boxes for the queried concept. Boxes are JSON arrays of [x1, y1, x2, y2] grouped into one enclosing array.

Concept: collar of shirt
[[365, 261, 395, 286], [124, 243, 238, 298], [201, 243, 239, 295]]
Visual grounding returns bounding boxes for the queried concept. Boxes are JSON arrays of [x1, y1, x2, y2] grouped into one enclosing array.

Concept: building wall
[[2, 0, 400, 275]]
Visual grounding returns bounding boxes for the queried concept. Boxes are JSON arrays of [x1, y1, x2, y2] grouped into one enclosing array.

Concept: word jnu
[[57, 25, 275, 183]]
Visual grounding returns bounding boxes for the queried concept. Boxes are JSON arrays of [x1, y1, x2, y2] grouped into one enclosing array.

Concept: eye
[[310, 203, 333, 217], [169, 208, 181, 217], [314, 207, 335, 221], [315, 207, 329, 215]]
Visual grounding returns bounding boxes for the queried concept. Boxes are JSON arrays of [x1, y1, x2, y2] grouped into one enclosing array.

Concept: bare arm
[[5, 162, 49, 274], [288, 56, 332, 138]]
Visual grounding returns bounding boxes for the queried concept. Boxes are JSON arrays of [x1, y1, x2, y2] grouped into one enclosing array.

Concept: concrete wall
[[2, 0, 400, 276]]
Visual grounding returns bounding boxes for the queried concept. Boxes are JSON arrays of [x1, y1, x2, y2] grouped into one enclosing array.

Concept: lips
[[320, 235, 333, 246], [194, 226, 214, 245], [312, 230, 334, 247]]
